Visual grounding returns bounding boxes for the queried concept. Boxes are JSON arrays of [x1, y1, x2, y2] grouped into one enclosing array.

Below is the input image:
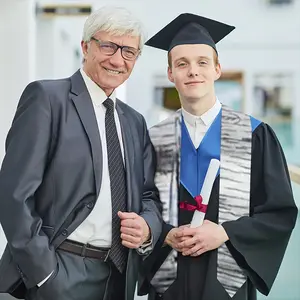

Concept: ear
[[168, 66, 174, 83], [215, 63, 222, 81], [81, 40, 89, 60]]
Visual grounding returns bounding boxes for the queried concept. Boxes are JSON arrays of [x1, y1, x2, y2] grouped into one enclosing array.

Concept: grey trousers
[[25, 249, 126, 300]]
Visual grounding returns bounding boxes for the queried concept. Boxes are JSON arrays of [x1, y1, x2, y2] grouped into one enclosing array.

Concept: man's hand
[[176, 220, 229, 257], [165, 225, 192, 252], [118, 211, 150, 249]]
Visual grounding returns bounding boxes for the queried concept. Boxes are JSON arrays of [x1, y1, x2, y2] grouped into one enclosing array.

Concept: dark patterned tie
[[103, 98, 127, 273]]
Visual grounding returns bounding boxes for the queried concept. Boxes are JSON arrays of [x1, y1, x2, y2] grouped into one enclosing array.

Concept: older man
[[0, 6, 162, 300]]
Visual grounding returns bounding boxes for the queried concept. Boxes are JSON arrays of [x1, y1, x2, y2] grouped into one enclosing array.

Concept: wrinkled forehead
[[93, 30, 140, 48]]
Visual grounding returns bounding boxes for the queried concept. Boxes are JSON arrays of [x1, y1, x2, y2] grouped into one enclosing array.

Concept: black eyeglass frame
[[90, 37, 141, 61]]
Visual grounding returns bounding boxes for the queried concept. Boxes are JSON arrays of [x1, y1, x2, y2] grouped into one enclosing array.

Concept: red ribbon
[[179, 195, 207, 213]]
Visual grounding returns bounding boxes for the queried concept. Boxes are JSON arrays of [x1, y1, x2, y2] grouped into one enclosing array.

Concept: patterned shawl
[[149, 105, 252, 297]]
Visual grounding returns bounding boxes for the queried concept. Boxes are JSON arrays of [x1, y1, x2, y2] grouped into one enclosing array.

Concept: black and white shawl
[[149, 105, 252, 297]]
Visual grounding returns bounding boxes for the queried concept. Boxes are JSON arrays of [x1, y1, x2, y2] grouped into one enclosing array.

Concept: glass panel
[[268, 119, 300, 166], [258, 116, 300, 300], [258, 182, 300, 300]]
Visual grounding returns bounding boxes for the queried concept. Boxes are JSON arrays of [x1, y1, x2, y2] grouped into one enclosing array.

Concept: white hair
[[82, 6, 147, 51]]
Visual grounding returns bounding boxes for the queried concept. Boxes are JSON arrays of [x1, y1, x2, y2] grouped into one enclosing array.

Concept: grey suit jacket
[[0, 70, 162, 300]]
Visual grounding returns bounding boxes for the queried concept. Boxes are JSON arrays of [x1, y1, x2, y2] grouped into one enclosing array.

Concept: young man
[[138, 13, 298, 300], [0, 6, 162, 300]]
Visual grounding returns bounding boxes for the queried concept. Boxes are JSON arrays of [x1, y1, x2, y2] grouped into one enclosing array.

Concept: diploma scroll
[[190, 159, 220, 228]]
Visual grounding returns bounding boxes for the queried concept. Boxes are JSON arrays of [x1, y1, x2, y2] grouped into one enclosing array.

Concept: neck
[[83, 65, 114, 96], [181, 93, 216, 116]]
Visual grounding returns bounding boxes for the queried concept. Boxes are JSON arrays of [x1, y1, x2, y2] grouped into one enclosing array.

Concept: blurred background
[[0, 0, 299, 299]]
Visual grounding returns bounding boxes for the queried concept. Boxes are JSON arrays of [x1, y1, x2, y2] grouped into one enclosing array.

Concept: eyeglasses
[[90, 37, 140, 61]]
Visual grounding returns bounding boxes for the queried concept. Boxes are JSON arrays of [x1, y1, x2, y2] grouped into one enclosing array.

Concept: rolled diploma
[[190, 159, 220, 228]]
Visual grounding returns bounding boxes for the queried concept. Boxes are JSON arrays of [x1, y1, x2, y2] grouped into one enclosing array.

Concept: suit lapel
[[116, 101, 134, 212], [70, 70, 103, 196]]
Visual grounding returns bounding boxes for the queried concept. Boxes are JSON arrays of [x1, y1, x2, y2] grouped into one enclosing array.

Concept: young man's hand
[[165, 225, 192, 252], [176, 220, 229, 256]]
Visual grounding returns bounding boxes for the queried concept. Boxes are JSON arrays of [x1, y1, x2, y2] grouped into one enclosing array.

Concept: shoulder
[[222, 106, 279, 145], [33, 77, 71, 96], [22, 77, 71, 104], [241, 112, 277, 141], [249, 117, 283, 156], [248, 114, 275, 138], [222, 105, 263, 133], [249, 115, 263, 133], [149, 110, 181, 132], [22, 77, 74, 115], [116, 99, 145, 124]]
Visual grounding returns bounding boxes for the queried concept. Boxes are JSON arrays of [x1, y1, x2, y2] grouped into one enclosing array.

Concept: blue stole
[[180, 109, 261, 198]]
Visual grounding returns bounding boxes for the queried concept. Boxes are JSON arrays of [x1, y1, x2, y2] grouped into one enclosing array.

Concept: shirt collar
[[182, 98, 221, 127], [80, 68, 116, 107]]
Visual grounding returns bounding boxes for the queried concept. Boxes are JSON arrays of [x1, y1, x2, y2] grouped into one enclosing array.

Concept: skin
[[118, 212, 151, 249], [165, 44, 229, 256], [81, 32, 150, 248], [168, 44, 221, 116], [81, 31, 139, 97]]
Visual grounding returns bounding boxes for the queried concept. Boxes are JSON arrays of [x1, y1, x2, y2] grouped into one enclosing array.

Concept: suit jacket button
[[62, 229, 68, 236], [87, 202, 94, 209]]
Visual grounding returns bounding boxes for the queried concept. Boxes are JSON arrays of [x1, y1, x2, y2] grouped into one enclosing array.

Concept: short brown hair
[[168, 49, 219, 68]]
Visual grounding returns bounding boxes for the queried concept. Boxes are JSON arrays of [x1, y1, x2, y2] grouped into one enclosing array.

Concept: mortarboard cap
[[145, 13, 235, 55]]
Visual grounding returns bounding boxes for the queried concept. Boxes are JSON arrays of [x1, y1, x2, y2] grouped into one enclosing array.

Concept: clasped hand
[[165, 220, 229, 257]]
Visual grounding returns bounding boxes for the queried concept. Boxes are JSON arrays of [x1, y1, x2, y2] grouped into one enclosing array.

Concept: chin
[[103, 78, 124, 89], [185, 91, 207, 100], [183, 86, 204, 96]]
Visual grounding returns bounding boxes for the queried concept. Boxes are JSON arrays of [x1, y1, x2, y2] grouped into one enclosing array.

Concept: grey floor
[[0, 289, 147, 300], [0, 295, 13, 300], [0, 294, 147, 300], [0, 294, 146, 299]]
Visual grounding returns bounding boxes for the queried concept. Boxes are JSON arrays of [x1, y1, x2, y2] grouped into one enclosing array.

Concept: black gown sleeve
[[222, 122, 298, 295], [138, 221, 174, 295]]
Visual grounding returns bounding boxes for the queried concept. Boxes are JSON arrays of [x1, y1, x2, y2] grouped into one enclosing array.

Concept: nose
[[109, 48, 125, 68], [187, 63, 199, 77]]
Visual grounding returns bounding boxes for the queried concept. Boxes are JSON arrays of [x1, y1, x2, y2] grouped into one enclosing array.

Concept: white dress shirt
[[181, 100, 222, 148], [67, 69, 124, 247]]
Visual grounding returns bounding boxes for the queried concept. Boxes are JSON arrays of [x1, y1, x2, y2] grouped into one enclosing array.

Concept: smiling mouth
[[185, 81, 204, 85], [103, 67, 124, 75]]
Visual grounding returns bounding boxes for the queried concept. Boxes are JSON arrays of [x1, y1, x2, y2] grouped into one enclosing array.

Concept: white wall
[[90, 0, 300, 125], [36, 0, 300, 122], [0, 0, 36, 161], [36, 16, 85, 79], [0, 0, 36, 256]]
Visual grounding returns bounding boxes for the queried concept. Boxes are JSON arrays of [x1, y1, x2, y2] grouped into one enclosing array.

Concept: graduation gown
[[139, 116, 298, 300]]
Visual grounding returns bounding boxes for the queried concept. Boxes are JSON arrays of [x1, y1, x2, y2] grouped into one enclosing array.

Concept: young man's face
[[168, 44, 221, 102]]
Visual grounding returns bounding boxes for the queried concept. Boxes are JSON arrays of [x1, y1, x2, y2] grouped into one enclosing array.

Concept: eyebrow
[[174, 56, 211, 64], [106, 40, 139, 50]]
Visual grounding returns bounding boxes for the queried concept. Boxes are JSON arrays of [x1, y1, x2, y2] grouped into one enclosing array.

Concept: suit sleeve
[[0, 81, 57, 289], [139, 116, 163, 251], [222, 123, 298, 295]]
